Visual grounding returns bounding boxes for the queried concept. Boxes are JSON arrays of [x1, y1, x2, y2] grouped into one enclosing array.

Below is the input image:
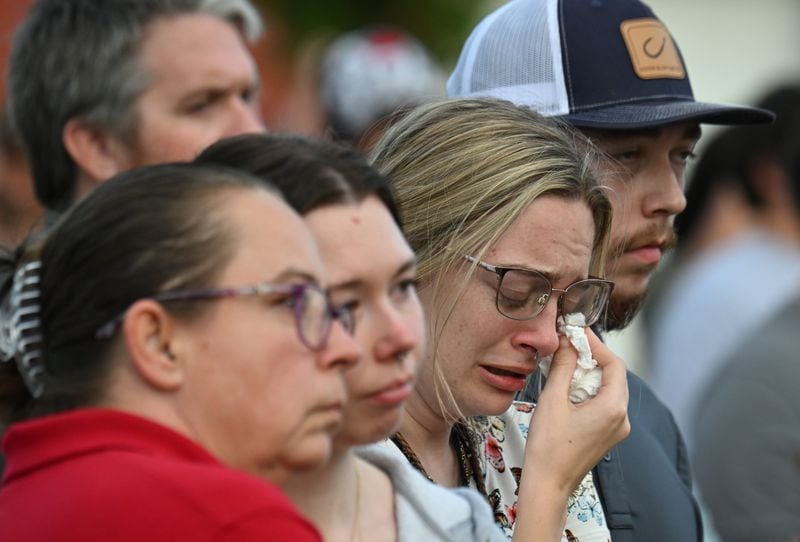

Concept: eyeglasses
[[464, 255, 613, 326], [94, 282, 355, 352]]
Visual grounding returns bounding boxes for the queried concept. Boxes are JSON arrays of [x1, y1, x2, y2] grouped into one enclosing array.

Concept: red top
[[0, 408, 321, 542]]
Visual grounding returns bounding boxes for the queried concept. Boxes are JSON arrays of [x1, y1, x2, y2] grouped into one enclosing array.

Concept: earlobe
[[62, 118, 131, 187], [122, 299, 185, 391], [751, 157, 790, 204]]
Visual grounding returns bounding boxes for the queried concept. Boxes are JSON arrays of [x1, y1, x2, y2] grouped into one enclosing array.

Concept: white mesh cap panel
[[447, 0, 570, 116]]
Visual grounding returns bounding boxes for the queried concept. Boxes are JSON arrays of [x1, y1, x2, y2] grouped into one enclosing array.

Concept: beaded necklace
[[391, 422, 487, 496]]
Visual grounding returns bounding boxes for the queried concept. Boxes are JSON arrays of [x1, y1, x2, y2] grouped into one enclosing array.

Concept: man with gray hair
[[8, 0, 265, 214]]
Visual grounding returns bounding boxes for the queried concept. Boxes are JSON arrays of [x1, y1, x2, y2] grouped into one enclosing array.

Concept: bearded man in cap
[[448, 0, 773, 540]]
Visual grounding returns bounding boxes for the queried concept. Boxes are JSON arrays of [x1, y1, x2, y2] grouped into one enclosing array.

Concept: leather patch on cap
[[620, 18, 686, 80]]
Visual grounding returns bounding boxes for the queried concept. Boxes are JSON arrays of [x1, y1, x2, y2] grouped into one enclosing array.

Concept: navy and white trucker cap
[[447, 0, 774, 129]]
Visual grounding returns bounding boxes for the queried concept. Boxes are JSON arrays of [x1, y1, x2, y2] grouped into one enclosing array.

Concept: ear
[[751, 156, 792, 205], [122, 299, 185, 392], [62, 117, 132, 187]]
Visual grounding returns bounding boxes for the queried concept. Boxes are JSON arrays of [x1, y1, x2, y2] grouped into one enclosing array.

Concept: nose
[[641, 158, 687, 218], [510, 298, 560, 360], [373, 304, 421, 363], [317, 320, 361, 370]]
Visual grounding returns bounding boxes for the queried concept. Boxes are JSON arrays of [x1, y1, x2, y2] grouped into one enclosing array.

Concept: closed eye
[[185, 92, 223, 114], [498, 292, 531, 309]]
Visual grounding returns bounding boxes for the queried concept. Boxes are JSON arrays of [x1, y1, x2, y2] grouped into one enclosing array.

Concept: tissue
[[538, 313, 602, 404]]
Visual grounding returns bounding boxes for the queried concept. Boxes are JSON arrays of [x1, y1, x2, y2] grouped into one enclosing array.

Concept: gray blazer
[[522, 370, 703, 541]]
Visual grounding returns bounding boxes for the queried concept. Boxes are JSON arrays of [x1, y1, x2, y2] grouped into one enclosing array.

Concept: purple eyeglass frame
[[94, 282, 351, 351]]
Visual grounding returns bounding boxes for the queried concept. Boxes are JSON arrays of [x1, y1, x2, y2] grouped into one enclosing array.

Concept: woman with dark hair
[[0, 163, 359, 541], [197, 134, 506, 541]]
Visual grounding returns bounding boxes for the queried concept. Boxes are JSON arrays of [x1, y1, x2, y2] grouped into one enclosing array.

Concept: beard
[[601, 224, 678, 331], [603, 287, 647, 331]]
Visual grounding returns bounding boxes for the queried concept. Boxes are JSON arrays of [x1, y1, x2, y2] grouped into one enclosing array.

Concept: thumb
[[541, 334, 578, 395], [585, 328, 615, 369]]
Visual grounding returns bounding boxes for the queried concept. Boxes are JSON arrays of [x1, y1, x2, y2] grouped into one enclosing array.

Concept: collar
[[2, 408, 218, 485]]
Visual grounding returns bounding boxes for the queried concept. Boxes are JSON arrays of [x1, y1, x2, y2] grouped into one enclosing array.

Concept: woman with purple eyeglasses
[[0, 163, 359, 541]]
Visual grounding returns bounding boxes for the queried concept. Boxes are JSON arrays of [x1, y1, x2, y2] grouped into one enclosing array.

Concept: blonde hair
[[370, 98, 612, 420]]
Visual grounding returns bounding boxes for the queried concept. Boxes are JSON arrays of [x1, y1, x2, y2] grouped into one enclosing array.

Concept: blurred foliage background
[[257, 0, 489, 65]]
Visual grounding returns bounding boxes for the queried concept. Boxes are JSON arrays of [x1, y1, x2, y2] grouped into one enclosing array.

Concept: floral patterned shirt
[[474, 401, 611, 542]]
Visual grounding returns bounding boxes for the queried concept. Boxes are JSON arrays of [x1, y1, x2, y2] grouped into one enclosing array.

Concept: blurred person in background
[[692, 293, 800, 542], [7, 0, 265, 217], [690, 96, 800, 539], [319, 26, 445, 151], [446, 0, 774, 540], [650, 85, 800, 448]]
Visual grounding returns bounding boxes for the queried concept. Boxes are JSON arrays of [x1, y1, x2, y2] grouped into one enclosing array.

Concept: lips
[[479, 364, 533, 393], [618, 226, 677, 268], [314, 384, 347, 418], [315, 398, 344, 416], [626, 244, 662, 266], [367, 377, 414, 406]]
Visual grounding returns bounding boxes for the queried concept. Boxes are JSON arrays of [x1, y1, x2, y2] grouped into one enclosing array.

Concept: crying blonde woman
[[371, 98, 631, 541]]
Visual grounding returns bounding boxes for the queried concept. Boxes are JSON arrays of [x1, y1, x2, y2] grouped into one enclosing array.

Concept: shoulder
[[85, 443, 317, 538], [696, 300, 800, 437], [626, 371, 679, 428], [0, 448, 319, 541], [0, 409, 319, 541], [625, 369, 686, 451], [695, 299, 800, 438], [692, 303, 800, 541], [137, 457, 318, 536], [357, 443, 505, 542], [209, 503, 321, 542], [614, 370, 693, 488], [358, 443, 474, 517]]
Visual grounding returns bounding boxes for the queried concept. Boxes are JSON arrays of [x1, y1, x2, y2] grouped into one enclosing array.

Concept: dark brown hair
[[195, 133, 402, 226], [0, 162, 268, 426]]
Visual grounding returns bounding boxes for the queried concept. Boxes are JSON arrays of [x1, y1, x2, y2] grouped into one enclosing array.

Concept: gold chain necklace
[[351, 460, 362, 542]]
